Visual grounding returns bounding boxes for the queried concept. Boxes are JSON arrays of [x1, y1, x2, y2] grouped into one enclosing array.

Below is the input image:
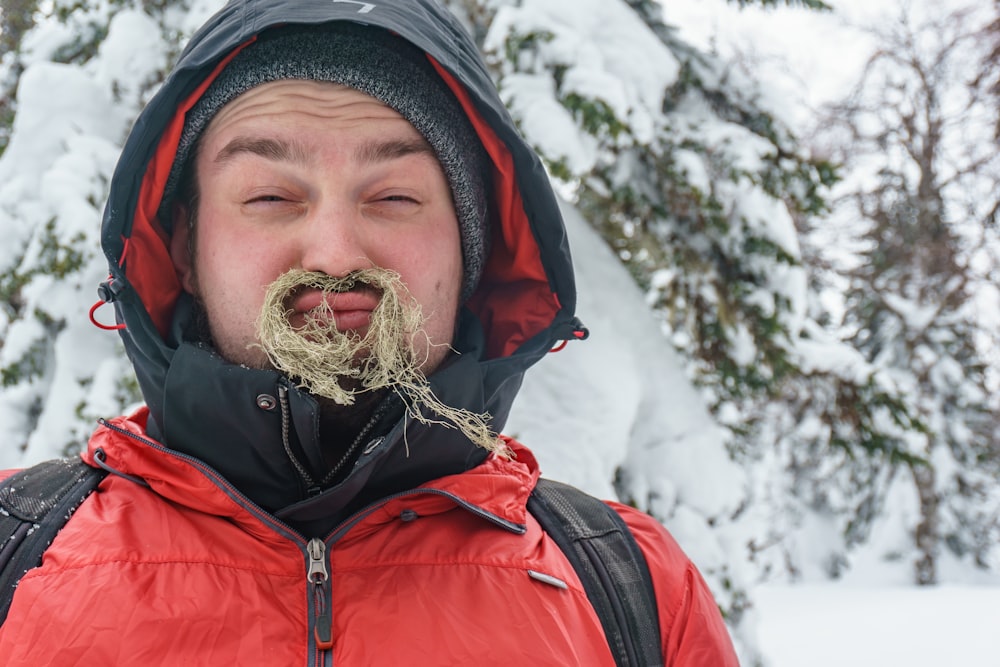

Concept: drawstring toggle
[[89, 277, 126, 331]]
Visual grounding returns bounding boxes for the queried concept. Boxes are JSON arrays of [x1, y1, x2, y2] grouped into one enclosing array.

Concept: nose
[[298, 203, 373, 278]]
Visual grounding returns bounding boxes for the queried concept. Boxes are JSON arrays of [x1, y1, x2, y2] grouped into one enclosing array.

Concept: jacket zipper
[[99, 420, 335, 665], [307, 538, 334, 667], [97, 418, 527, 666]]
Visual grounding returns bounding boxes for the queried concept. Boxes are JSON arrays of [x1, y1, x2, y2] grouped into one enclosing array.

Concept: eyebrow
[[212, 135, 436, 168], [214, 136, 310, 166], [353, 137, 436, 166]]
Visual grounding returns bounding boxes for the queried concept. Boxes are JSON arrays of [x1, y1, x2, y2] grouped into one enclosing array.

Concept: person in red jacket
[[0, 1, 740, 665]]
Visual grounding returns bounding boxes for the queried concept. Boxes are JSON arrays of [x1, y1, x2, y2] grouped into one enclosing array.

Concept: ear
[[169, 204, 196, 294]]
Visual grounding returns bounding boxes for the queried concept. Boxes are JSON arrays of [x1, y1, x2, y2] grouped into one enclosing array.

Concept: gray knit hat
[[162, 23, 492, 302]]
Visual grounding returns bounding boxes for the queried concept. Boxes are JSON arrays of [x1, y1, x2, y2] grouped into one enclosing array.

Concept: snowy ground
[[755, 583, 1000, 666]]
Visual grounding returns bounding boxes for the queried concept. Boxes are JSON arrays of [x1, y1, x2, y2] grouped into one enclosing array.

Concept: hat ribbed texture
[[162, 24, 491, 301]]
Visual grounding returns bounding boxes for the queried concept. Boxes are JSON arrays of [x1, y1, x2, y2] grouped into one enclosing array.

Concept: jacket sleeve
[[609, 501, 741, 667]]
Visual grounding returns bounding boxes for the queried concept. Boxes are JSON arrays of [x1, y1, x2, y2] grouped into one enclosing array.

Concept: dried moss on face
[[255, 268, 505, 454]]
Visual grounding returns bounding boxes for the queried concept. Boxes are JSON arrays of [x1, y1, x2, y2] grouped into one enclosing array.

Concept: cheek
[[191, 229, 287, 339], [414, 254, 463, 342], [404, 240, 461, 296], [194, 218, 282, 292]]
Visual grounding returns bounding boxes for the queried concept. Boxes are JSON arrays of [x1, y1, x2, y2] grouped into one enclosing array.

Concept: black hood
[[98, 0, 583, 523]]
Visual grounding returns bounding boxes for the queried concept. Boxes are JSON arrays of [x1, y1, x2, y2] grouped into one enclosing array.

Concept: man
[[0, 1, 739, 664]]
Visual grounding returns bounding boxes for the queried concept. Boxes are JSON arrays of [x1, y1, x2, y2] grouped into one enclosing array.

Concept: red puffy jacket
[[0, 410, 738, 666], [0, 1, 742, 664]]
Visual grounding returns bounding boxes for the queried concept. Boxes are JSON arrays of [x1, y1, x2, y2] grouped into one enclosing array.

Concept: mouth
[[287, 286, 381, 333]]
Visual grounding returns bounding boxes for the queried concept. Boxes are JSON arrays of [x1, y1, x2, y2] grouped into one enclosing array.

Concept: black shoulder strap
[[0, 458, 107, 624], [527, 478, 663, 667]]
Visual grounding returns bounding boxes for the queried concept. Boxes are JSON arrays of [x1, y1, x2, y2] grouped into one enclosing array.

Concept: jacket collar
[[86, 411, 537, 537], [140, 310, 499, 522]]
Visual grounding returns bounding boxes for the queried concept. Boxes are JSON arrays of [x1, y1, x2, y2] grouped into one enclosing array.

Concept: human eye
[[240, 185, 300, 209], [366, 188, 423, 216], [245, 193, 288, 204], [379, 193, 419, 204], [235, 187, 306, 223]]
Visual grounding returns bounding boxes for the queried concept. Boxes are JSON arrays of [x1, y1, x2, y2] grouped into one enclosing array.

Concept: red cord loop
[[89, 301, 126, 331]]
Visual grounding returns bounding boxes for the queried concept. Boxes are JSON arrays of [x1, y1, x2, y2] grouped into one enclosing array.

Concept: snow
[[486, 0, 682, 171], [755, 582, 1000, 667], [92, 9, 168, 106], [489, 0, 681, 125], [507, 199, 757, 660], [663, 0, 886, 132], [497, 73, 600, 174], [508, 199, 745, 520]]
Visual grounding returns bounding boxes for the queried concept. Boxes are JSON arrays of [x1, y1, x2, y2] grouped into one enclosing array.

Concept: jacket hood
[[97, 0, 583, 521]]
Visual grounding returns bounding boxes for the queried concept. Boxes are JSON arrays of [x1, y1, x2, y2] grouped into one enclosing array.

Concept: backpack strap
[[528, 478, 663, 667], [0, 458, 107, 624]]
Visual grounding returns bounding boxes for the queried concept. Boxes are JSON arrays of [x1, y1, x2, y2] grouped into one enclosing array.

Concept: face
[[170, 80, 464, 374]]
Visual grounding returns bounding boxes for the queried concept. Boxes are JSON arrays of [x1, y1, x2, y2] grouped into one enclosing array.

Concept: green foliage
[[39, 227, 89, 281], [716, 570, 752, 625], [1, 218, 89, 321], [1, 333, 50, 387], [567, 104, 824, 408], [0, 0, 42, 55], [0, 0, 43, 158], [826, 378, 927, 465], [0, 102, 13, 160], [0, 214, 88, 389], [117, 372, 143, 408], [50, 1, 114, 65], [560, 94, 629, 140], [486, 4, 945, 588], [503, 29, 553, 68]]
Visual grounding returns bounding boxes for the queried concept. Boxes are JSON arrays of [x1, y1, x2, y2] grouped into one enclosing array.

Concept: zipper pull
[[307, 538, 334, 651], [307, 538, 329, 584]]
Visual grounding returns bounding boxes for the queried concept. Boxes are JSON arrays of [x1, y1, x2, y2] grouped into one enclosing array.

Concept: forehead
[[201, 79, 418, 148]]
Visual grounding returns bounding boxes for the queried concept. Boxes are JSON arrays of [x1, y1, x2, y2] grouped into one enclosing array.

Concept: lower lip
[[330, 309, 372, 332], [290, 290, 377, 332], [288, 309, 372, 332]]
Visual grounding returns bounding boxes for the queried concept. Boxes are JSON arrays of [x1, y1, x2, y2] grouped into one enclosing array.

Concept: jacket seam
[[19, 558, 302, 580], [333, 558, 584, 584], [664, 563, 697, 629]]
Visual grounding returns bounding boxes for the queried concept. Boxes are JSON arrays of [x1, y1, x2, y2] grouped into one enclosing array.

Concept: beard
[[255, 267, 427, 406], [253, 268, 503, 454]]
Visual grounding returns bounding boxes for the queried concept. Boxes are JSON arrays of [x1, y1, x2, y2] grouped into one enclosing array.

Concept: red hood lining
[[125, 41, 559, 360]]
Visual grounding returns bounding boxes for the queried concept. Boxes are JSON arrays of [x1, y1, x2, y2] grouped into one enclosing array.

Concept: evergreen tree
[[470, 0, 935, 591], [0, 0, 184, 465], [816, 3, 1000, 584], [0, 0, 41, 156]]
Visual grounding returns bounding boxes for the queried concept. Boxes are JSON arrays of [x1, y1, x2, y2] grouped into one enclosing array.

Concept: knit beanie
[[161, 23, 492, 302]]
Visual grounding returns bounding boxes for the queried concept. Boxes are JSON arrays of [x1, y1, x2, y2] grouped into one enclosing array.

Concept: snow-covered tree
[[472, 0, 945, 591], [0, 0, 223, 466], [813, 2, 1000, 584], [982, 0, 1000, 141]]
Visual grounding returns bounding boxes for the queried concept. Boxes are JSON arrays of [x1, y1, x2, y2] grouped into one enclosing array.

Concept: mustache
[[253, 267, 504, 455], [255, 268, 425, 403]]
